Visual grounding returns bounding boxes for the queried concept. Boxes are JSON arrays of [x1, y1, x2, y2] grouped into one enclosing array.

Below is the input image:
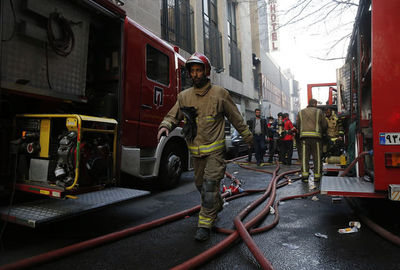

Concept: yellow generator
[[10, 114, 117, 198]]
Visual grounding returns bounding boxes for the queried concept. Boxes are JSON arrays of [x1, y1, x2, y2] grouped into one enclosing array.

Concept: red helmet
[[185, 52, 211, 76]]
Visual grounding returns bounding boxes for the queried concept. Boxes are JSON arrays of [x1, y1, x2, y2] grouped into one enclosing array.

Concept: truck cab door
[[139, 40, 177, 147]]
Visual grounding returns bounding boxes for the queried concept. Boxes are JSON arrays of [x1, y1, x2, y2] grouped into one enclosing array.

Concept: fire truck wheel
[[159, 142, 185, 189]]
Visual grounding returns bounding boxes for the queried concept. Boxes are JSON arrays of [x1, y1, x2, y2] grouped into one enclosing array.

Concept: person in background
[[248, 108, 268, 166], [323, 107, 344, 158], [157, 52, 253, 241], [280, 113, 296, 165], [297, 99, 328, 182], [277, 112, 284, 163], [267, 116, 279, 163], [294, 114, 302, 164], [246, 120, 254, 163]]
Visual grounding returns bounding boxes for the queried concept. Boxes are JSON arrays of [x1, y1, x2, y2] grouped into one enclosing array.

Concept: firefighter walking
[[157, 52, 253, 241], [297, 99, 327, 182]]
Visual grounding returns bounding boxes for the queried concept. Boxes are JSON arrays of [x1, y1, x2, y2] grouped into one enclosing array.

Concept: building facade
[[116, 0, 299, 122], [250, 0, 300, 122]]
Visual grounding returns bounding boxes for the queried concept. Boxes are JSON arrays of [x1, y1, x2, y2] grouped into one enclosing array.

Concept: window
[[203, 0, 223, 70], [146, 45, 169, 85], [161, 0, 194, 53], [253, 53, 261, 92], [227, 0, 237, 46], [227, 0, 241, 81]]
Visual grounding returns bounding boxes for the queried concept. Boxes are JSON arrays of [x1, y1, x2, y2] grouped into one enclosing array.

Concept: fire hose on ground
[[171, 164, 304, 270], [1, 153, 399, 270], [0, 160, 302, 270]]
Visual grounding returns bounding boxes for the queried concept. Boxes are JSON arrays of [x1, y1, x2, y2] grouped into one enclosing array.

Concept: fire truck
[[317, 0, 400, 200], [0, 0, 191, 227]]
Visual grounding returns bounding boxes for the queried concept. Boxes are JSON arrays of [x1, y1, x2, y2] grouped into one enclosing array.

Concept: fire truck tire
[[159, 142, 186, 189]]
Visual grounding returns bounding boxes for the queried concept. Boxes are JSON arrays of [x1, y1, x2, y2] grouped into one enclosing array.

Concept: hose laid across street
[[172, 164, 303, 270], [2, 154, 398, 270], [0, 160, 297, 270], [0, 205, 203, 270]]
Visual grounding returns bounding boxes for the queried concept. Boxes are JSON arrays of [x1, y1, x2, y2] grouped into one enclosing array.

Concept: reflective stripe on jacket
[[188, 139, 226, 155], [298, 106, 327, 138], [159, 81, 253, 157]]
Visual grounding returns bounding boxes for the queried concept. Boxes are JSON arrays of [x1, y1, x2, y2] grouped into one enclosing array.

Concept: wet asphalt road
[[0, 158, 400, 270]]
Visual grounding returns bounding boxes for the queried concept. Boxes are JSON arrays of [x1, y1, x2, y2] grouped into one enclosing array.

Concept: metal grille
[[229, 42, 242, 81], [203, 0, 223, 70], [204, 25, 223, 70], [161, 0, 194, 53]]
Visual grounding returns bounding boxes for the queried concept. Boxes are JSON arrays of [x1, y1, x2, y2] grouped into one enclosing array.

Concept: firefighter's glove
[[181, 106, 197, 141]]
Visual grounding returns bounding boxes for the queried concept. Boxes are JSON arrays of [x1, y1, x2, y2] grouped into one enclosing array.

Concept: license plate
[[379, 133, 400, 145]]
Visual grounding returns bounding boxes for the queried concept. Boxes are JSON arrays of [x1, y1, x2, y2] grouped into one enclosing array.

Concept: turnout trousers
[[193, 150, 226, 229], [301, 138, 322, 180], [295, 136, 302, 163]]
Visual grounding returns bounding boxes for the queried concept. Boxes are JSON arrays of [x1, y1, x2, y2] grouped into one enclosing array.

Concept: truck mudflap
[[0, 187, 149, 228], [320, 176, 386, 199]]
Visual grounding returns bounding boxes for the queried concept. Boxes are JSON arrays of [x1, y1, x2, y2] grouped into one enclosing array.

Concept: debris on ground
[[269, 206, 275, 214], [332, 197, 343, 204], [338, 227, 358, 234], [349, 221, 361, 229], [314, 233, 328, 239], [282, 243, 300, 250], [311, 196, 319, 201]]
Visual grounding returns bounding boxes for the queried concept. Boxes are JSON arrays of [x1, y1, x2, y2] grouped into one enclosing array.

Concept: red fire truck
[[318, 0, 400, 200], [0, 0, 190, 227]]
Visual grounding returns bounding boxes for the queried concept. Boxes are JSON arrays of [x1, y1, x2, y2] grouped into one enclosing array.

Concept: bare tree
[[278, 0, 359, 60]]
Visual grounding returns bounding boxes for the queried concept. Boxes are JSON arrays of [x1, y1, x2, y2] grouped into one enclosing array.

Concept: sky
[[268, 0, 358, 108]]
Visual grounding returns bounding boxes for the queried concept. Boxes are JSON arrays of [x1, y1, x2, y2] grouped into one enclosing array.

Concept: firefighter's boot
[[194, 227, 210, 241], [301, 172, 309, 183]]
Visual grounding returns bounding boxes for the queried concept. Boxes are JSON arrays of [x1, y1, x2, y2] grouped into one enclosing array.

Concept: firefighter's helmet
[[185, 52, 211, 76]]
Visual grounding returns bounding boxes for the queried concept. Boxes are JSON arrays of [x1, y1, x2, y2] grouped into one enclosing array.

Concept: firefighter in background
[[326, 108, 337, 137], [297, 99, 328, 182], [280, 113, 296, 165], [157, 52, 253, 241], [323, 107, 344, 157]]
